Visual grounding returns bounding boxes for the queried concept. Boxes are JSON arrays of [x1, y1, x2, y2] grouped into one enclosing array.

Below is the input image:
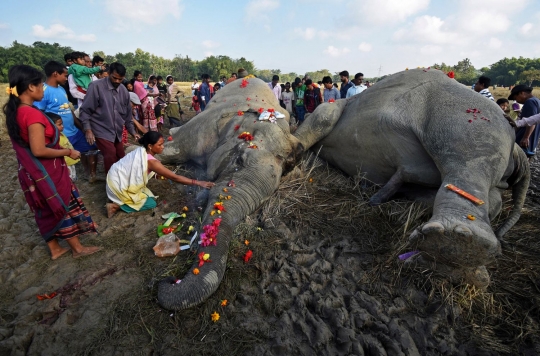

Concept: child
[[67, 52, 104, 95], [192, 89, 201, 115], [129, 92, 148, 138], [154, 93, 167, 132], [50, 113, 79, 181]]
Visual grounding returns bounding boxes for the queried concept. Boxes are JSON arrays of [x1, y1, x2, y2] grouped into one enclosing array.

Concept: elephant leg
[[369, 169, 404, 206], [158, 149, 282, 310], [294, 100, 347, 150]]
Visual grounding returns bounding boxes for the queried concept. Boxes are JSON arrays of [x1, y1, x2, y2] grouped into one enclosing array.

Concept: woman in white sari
[[105, 132, 214, 217]]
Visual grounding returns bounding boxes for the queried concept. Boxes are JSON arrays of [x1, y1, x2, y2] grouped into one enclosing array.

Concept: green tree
[[520, 69, 540, 86]]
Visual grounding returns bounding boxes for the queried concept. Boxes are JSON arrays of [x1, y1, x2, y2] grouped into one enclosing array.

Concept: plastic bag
[[153, 233, 181, 257]]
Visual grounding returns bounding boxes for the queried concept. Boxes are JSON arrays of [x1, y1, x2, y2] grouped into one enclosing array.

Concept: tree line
[[1, 41, 539, 86]]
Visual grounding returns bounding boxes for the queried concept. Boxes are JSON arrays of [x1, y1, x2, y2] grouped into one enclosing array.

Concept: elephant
[[295, 68, 529, 286], [157, 78, 302, 310], [157, 71, 529, 310]]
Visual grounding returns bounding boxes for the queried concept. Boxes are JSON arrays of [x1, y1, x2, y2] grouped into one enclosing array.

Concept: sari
[[13, 106, 97, 242]]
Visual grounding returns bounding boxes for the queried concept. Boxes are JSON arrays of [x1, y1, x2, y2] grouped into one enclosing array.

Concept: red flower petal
[[237, 111, 244, 116], [234, 125, 240, 131], [243, 250, 253, 263]]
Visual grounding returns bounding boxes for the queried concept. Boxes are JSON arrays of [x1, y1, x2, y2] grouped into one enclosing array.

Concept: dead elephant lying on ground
[[157, 72, 529, 310]]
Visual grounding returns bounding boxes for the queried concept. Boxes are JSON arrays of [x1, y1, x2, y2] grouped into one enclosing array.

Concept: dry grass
[[257, 153, 540, 354], [492, 86, 540, 101]]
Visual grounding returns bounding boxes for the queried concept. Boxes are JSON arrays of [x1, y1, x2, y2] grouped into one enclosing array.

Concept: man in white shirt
[[346, 73, 367, 98], [191, 79, 199, 96], [268, 75, 282, 101]]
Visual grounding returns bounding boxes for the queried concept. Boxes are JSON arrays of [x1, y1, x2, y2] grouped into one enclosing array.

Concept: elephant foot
[[409, 215, 500, 268]]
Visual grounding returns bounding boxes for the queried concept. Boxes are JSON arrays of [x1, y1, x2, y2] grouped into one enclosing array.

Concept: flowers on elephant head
[[258, 107, 264, 114], [238, 132, 254, 142], [237, 111, 244, 116], [447, 71, 455, 79], [240, 79, 249, 88], [328, 99, 335, 103], [221, 299, 228, 307], [211, 311, 220, 322], [201, 218, 222, 247], [248, 143, 258, 149], [234, 125, 240, 131]]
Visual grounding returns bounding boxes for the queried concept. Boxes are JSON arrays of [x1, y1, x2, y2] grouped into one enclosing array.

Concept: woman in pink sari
[[4, 65, 100, 260], [133, 70, 158, 132]]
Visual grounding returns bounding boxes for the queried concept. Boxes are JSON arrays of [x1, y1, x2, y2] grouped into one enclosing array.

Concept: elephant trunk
[[495, 144, 530, 238], [157, 150, 282, 310]]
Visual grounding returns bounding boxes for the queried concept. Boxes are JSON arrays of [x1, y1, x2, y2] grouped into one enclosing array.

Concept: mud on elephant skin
[[295, 68, 530, 288], [157, 78, 302, 310]]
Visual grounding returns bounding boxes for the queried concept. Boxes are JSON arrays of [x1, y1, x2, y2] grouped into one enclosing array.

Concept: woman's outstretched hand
[[197, 181, 215, 189]]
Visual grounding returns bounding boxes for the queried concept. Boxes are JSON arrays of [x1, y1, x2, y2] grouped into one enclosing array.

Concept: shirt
[[294, 84, 306, 106], [268, 82, 282, 101], [304, 87, 321, 113], [198, 82, 211, 105], [79, 78, 136, 142], [34, 84, 79, 137], [515, 97, 540, 156], [280, 91, 294, 114], [323, 87, 340, 102], [516, 113, 540, 128], [346, 83, 367, 98], [17, 106, 56, 144], [478, 88, 494, 101], [68, 74, 86, 107], [340, 81, 352, 99]]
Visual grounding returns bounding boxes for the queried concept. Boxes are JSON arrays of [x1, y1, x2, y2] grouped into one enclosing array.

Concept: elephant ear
[[294, 99, 348, 150]]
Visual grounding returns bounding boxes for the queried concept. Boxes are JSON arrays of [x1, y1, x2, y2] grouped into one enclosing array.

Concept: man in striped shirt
[[473, 76, 494, 101]]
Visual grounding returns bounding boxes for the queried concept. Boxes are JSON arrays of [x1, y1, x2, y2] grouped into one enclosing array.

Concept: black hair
[[92, 55, 104, 66], [166, 75, 174, 82], [478, 76, 491, 88], [272, 75, 279, 81], [45, 112, 62, 123], [157, 75, 163, 81], [339, 70, 349, 77], [64, 53, 73, 62], [71, 51, 85, 60], [201, 74, 210, 80], [149, 75, 156, 82], [317, 81, 322, 85], [333, 83, 338, 88], [214, 83, 221, 89], [285, 82, 290, 85], [322, 76, 332, 84], [497, 98, 509, 105], [109, 62, 126, 77], [231, 72, 237, 76], [134, 70, 142, 78], [305, 79, 313, 85], [44, 60, 67, 77], [3, 65, 44, 146], [354, 73, 364, 80], [137, 131, 163, 149], [294, 77, 301, 84]]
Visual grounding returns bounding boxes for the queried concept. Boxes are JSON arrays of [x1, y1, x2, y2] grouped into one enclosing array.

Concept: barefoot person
[[106, 132, 215, 217], [4, 65, 100, 260]]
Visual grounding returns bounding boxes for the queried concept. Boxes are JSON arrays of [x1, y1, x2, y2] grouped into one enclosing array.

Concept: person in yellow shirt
[[50, 113, 80, 181]]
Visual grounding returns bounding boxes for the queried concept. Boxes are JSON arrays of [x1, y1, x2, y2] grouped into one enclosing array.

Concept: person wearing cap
[[508, 84, 540, 158], [128, 92, 147, 136]]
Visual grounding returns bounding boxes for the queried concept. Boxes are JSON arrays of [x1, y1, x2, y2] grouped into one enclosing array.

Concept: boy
[[68, 52, 104, 95], [36, 61, 100, 183], [280, 82, 294, 116], [303, 79, 321, 115], [50, 113, 79, 181], [294, 78, 307, 124]]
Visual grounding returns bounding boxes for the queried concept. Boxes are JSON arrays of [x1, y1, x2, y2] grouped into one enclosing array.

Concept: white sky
[[1, 0, 539, 77]]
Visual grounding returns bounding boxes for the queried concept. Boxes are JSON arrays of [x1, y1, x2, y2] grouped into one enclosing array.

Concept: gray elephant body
[[296, 69, 529, 284]]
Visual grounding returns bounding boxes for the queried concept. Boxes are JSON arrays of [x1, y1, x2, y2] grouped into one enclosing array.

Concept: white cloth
[[68, 74, 86, 107], [106, 147, 155, 211], [268, 82, 282, 101], [516, 113, 540, 128], [346, 83, 367, 98]]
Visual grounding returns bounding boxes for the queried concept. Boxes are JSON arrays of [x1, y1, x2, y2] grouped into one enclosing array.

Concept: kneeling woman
[[106, 132, 215, 217]]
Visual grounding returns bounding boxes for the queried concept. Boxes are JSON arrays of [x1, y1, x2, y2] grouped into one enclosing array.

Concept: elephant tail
[[495, 144, 530, 238]]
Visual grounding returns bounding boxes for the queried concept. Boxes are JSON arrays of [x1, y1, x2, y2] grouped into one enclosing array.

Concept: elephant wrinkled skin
[[157, 71, 529, 310]]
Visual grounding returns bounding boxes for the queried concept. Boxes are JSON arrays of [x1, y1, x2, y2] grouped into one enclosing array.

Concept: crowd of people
[[2, 50, 539, 260]]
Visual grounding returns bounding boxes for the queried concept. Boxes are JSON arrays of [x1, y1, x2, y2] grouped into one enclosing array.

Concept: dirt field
[[0, 85, 539, 355]]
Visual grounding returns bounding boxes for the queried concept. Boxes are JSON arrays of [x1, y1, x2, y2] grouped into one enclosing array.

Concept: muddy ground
[[0, 114, 539, 355]]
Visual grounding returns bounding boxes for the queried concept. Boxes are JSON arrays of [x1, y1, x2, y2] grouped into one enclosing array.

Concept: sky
[[0, 0, 539, 77]]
